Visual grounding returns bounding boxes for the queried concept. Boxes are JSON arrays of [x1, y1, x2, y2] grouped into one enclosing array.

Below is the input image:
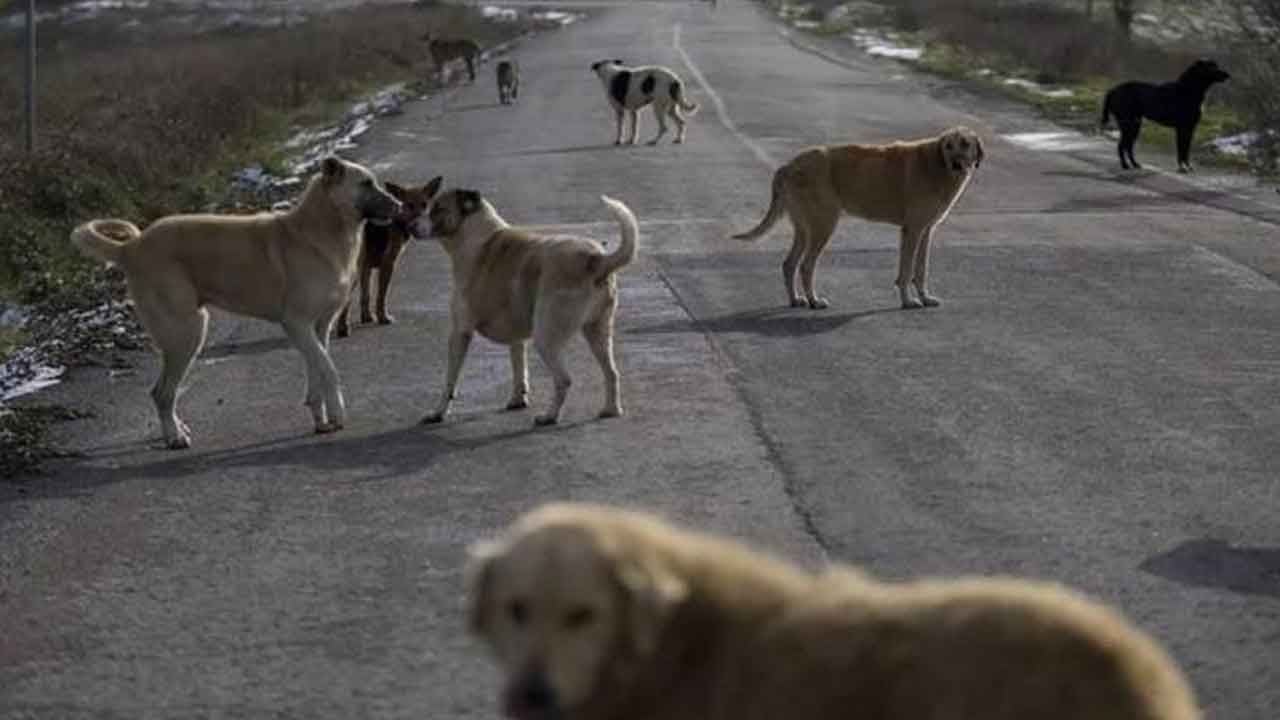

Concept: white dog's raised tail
[[596, 195, 638, 278]]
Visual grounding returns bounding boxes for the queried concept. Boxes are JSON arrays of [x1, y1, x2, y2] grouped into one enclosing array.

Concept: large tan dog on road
[[468, 503, 1200, 720], [419, 190, 638, 426], [71, 157, 403, 449], [734, 126, 984, 310]]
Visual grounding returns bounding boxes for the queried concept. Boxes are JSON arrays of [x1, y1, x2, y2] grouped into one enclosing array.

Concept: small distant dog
[[70, 158, 402, 449], [733, 127, 984, 310], [336, 177, 442, 339], [424, 33, 482, 84], [419, 189, 638, 426], [496, 60, 520, 105], [590, 59, 699, 145], [1101, 59, 1230, 172]]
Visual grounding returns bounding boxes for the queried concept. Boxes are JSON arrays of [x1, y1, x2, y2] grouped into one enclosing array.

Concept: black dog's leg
[[1119, 121, 1142, 170], [1175, 124, 1195, 173]]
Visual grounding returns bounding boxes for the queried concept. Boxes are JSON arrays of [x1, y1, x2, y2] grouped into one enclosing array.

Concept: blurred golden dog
[[734, 126, 984, 310], [467, 503, 1199, 720]]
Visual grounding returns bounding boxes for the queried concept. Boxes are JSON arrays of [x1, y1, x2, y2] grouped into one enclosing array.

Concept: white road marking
[[673, 23, 777, 170]]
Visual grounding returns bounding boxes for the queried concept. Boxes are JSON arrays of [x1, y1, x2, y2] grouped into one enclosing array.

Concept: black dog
[[1101, 59, 1230, 172]]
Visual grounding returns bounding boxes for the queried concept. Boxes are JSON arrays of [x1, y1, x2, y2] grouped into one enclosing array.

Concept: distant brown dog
[[733, 126, 984, 310], [468, 503, 1201, 720], [71, 158, 401, 449], [424, 33, 482, 84], [420, 190, 638, 426], [336, 177, 442, 338]]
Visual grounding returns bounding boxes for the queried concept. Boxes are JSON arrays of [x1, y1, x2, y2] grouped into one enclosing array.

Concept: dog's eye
[[509, 600, 529, 626], [563, 607, 595, 630]]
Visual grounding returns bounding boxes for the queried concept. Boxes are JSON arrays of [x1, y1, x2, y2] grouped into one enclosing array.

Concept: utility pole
[[25, 0, 36, 152]]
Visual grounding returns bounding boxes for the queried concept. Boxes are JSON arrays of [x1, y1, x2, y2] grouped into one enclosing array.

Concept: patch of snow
[[482, 6, 519, 22], [794, 20, 821, 30], [1210, 132, 1261, 157], [1002, 78, 1074, 98], [1004, 131, 1098, 153], [1, 347, 65, 402], [847, 31, 923, 62], [530, 10, 581, 27]]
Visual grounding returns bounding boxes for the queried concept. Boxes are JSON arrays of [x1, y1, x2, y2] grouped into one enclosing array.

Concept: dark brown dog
[[336, 177, 441, 338]]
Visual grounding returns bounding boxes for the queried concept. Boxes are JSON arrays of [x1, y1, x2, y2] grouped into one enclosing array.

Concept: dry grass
[[0, 3, 521, 310]]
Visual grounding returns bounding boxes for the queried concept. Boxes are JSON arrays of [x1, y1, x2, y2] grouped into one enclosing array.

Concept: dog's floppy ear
[[459, 189, 483, 215], [424, 175, 444, 199], [464, 539, 504, 636], [321, 157, 346, 184], [613, 551, 688, 656]]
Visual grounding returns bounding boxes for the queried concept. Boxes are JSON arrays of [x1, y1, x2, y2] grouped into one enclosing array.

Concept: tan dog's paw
[[314, 421, 343, 434], [506, 397, 530, 411], [376, 314, 395, 325], [789, 298, 809, 308], [920, 294, 942, 308], [598, 406, 623, 419], [165, 434, 192, 451], [807, 297, 830, 310], [421, 412, 447, 425], [901, 298, 925, 310], [360, 311, 375, 324]]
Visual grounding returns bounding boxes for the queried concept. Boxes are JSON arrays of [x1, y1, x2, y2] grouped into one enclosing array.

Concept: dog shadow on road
[[447, 102, 505, 113], [1140, 538, 1280, 599], [1, 417, 549, 503], [627, 306, 898, 339], [502, 143, 623, 159]]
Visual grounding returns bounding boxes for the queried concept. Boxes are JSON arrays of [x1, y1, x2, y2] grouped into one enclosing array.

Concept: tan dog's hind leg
[[423, 329, 473, 424], [783, 215, 808, 308], [583, 314, 622, 418], [797, 201, 839, 310], [507, 341, 530, 410], [136, 291, 208, 450], [670, 104, 687, 144], [911, 224, 941, 308], [531, 303, 583, 426], [896, 226, 926, 309]]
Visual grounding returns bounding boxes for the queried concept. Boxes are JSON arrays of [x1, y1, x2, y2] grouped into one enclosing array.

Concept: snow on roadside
[[1001, 77, 1075, 99], [1210, 132, 1264, 157]]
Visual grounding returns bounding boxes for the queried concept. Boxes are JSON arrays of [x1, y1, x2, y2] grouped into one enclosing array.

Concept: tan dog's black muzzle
[[502, 666, 561, 720]]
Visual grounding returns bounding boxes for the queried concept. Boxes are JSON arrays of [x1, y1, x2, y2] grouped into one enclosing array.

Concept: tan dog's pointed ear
[[425, 176, 444, 199], [615, 554, 688, 656], [465, 539, 504, 636]]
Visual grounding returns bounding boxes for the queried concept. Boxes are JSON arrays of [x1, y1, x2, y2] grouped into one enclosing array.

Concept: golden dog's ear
[[615, 554, 688, 655], [465, 539, 504, 635], [424, 176, 444, 199]]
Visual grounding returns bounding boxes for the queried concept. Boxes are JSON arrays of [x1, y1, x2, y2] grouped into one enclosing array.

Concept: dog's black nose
[[521, 675, 556, 711]]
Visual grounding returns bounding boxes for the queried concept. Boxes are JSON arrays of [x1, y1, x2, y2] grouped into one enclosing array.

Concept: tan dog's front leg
[[896, 226, 924, 309], [506, 341, 530, 410], [911, 224, 941, 308], [423, 329, 473, 424], [614, 107, 625, 145]]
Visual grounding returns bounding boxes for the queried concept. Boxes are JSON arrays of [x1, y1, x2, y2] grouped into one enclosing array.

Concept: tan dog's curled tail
[[595, 195, 639, 278], [732, 166, 788, 242], [71, 219, 142, 268]]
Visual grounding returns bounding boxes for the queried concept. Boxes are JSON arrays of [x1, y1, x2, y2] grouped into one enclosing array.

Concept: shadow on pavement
[[627, 306, 898, 338], [201, 336, 293, 361], [1140, 538, 1280, 599], [504, 143, 624, 158]]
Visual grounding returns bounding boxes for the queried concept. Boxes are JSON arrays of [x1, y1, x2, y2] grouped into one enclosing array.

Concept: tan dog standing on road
[[734, 126, 984, 310], [71, 157, 402, 449], [467, 503, 1201, 720], [419, 190, 638, 426]]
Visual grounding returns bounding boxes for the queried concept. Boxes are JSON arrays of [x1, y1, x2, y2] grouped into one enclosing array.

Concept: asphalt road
[[3, 1, 1279, 718]]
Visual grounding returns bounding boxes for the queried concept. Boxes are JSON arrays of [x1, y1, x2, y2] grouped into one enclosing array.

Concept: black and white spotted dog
[[590, 60, 699, 146]]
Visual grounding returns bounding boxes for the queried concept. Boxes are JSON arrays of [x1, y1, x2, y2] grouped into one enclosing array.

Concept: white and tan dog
[[734, 126, 985, 310], [468, 503, 1201, 720], [591, 60, 699, 146], [419, 189, 638, 426], [71, 157, 403, 449]]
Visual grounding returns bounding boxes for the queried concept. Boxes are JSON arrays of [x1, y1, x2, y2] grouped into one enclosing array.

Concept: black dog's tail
[[1100, 90, 1113, 129]]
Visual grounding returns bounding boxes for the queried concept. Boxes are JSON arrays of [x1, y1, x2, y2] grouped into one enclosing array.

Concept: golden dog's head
[[467, 505, 688, 720], [318, 156, 403, 225], [938, 126, 985, 175], [426, 188, 489, 239]]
